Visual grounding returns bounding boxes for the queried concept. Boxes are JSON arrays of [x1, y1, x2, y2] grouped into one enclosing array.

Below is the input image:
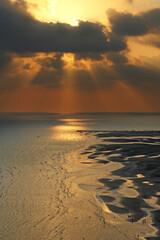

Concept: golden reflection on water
[[51, 119, 87, 141], [59, 119, 91, 123]]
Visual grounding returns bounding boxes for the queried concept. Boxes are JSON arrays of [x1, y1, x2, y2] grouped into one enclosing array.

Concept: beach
[[1, 0, 160, 239], [0, 113, 160, 240]]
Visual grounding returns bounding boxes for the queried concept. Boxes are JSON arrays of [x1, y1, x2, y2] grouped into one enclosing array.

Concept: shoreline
[[73, 130, 160, 239], [58, 130, 158, 239], [1, 128, 160, 240]]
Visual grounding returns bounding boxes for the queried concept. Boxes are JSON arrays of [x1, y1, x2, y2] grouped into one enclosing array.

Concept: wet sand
[[77, 130, 160, 239], [1, 125, 160, 240]]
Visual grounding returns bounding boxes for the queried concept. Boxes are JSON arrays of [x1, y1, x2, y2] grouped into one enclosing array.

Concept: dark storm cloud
[[74, 52, 104, 61], [1, 0, 159, 93], [0, 52, 12, 71], [0, 51, 28, 91], [0, 52, 19, 90], [32, 68, 63, 88], [0, 0, 126, 53], [32, 51, 160, 91], [36, 54, 65, 74], [0, 56, 25, 91], [32, 54, 65, 87], [142, 8, 160, 33], [23, 63, 31, 70], [107, 9, 147, 36], [107, 8, 160, 36], [107, 32, 127, 51], [106, 52, 128, 64]]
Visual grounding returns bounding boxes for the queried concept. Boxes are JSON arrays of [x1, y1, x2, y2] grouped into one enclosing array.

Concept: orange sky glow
[[0, 0, 160, 112]]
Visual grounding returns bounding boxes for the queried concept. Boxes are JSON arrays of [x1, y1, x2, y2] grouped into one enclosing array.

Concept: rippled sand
[[78, 130, 160, 239], [1, 114, 160, 240], [0, 124, 89, 240]]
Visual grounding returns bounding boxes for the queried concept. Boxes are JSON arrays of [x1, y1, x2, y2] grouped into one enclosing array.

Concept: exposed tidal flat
[[78, 130, 160, 239], [0, 113, 160, 240]]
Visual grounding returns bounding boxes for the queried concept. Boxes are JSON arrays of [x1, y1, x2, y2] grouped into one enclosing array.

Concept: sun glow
[[24, 0, 58, 23], [51, 122, 87, 141], [48, 0, 57, 16], [12, 0, 160, 26], [17, 0, 108, 24], [72, 18, 86, 26]]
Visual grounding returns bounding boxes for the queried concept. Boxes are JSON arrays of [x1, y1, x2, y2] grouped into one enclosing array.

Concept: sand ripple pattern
[[0, 130, 86, 240], [79, 130, 160, 239]]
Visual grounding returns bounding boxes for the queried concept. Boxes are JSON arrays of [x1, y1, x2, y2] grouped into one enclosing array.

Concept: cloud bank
[[107, 8, 160, 36], [0, 0, 126, 53], [0, 0, 160, 113]]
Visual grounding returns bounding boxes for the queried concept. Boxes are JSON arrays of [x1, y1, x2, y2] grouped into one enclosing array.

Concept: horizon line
[[0, 111, 160, 114]]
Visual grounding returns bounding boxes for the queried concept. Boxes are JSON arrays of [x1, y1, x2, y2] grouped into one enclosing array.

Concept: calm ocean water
[[0, 112, 160, 131]]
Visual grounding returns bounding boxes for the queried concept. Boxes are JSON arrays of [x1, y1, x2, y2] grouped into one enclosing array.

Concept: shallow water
[[0, 113, 160, 240]]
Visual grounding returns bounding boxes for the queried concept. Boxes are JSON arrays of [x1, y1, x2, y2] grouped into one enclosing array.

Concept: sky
[[0, 0, 160, 113]]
